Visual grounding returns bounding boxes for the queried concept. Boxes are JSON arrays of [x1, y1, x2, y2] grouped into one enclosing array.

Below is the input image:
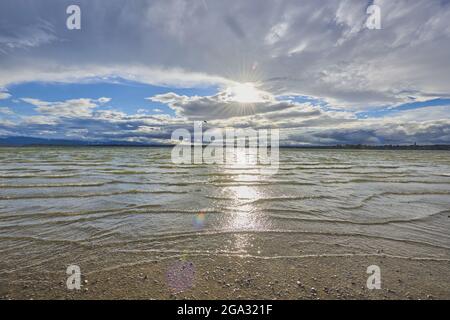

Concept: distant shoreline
[[1, 144, 449, 150], [1, 136, 449, 150]]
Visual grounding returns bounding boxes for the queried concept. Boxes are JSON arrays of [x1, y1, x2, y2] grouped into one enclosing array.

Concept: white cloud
[[149, 87, 303, 120], [265, 22, 289, 45], [2, 95, 449, 145], [0, 107, 14, 115], [385, 105, 450, 122], [0, 92, 11, 100], [21, 98, 99, 118], [22, 115, 59, 125], [0, 64, 231, 91], [95, 110, 127, 120], [97, 97, 112, 104]]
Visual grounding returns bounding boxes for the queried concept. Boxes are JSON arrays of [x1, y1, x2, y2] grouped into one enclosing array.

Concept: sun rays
[[225, 82, 268, 104]]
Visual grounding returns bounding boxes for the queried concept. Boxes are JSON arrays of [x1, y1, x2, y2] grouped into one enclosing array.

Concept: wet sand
[[1, 253, 449, 300]]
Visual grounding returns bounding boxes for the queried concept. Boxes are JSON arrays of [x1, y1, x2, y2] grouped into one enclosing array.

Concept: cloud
[[290, 119, 450, 146], [148, 86, 308, 120], [2, 93, 449, 145], [0, 64, 231, 90], [146, 85, 449, 145], [0, 0, 449, 108], [388, 105, 450, 121], [22, 115, 59, 126], [97, 97, 112, 104], [0, 92, 11, 100], [21, 98, 100, 118], [0, 107, 14, 115], [0, 20, 56, 53]]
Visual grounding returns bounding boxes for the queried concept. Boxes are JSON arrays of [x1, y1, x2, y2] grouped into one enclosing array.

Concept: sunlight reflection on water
[[219, 148, 272, 253]]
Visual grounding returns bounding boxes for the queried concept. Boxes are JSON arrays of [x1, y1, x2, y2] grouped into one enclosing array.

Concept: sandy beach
[[2, 253, 449, 300]]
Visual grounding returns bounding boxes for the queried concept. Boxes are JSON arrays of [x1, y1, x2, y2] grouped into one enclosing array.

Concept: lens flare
[[193, 212, 206, 229], [166, 261, 196, 293]]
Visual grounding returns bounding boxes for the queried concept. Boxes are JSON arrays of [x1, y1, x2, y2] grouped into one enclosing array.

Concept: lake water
[[0, 147, 449, 278]]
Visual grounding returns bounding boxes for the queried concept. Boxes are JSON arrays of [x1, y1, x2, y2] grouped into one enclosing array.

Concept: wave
[[0, 181, 117, 188], [0, 174, 81, 179], [0, 203, 224, 223], [0, 189, 188, 200], [245, 195, 332, 205], [321, 179, 450, 185], [268, 209, 450, 225], [111, 249, 450, 263], [97, 229, 450, 252], [361, 191, 450, 203]]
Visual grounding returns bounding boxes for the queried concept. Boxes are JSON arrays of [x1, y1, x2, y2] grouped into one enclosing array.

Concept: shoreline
[[2, 254, 449, 300]]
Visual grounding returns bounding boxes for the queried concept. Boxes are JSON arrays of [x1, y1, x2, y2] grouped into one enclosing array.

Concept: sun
[[225, 82, 268, 104]]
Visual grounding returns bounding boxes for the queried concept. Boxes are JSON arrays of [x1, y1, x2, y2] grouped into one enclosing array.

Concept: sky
[[0, 0, 449, 145]]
